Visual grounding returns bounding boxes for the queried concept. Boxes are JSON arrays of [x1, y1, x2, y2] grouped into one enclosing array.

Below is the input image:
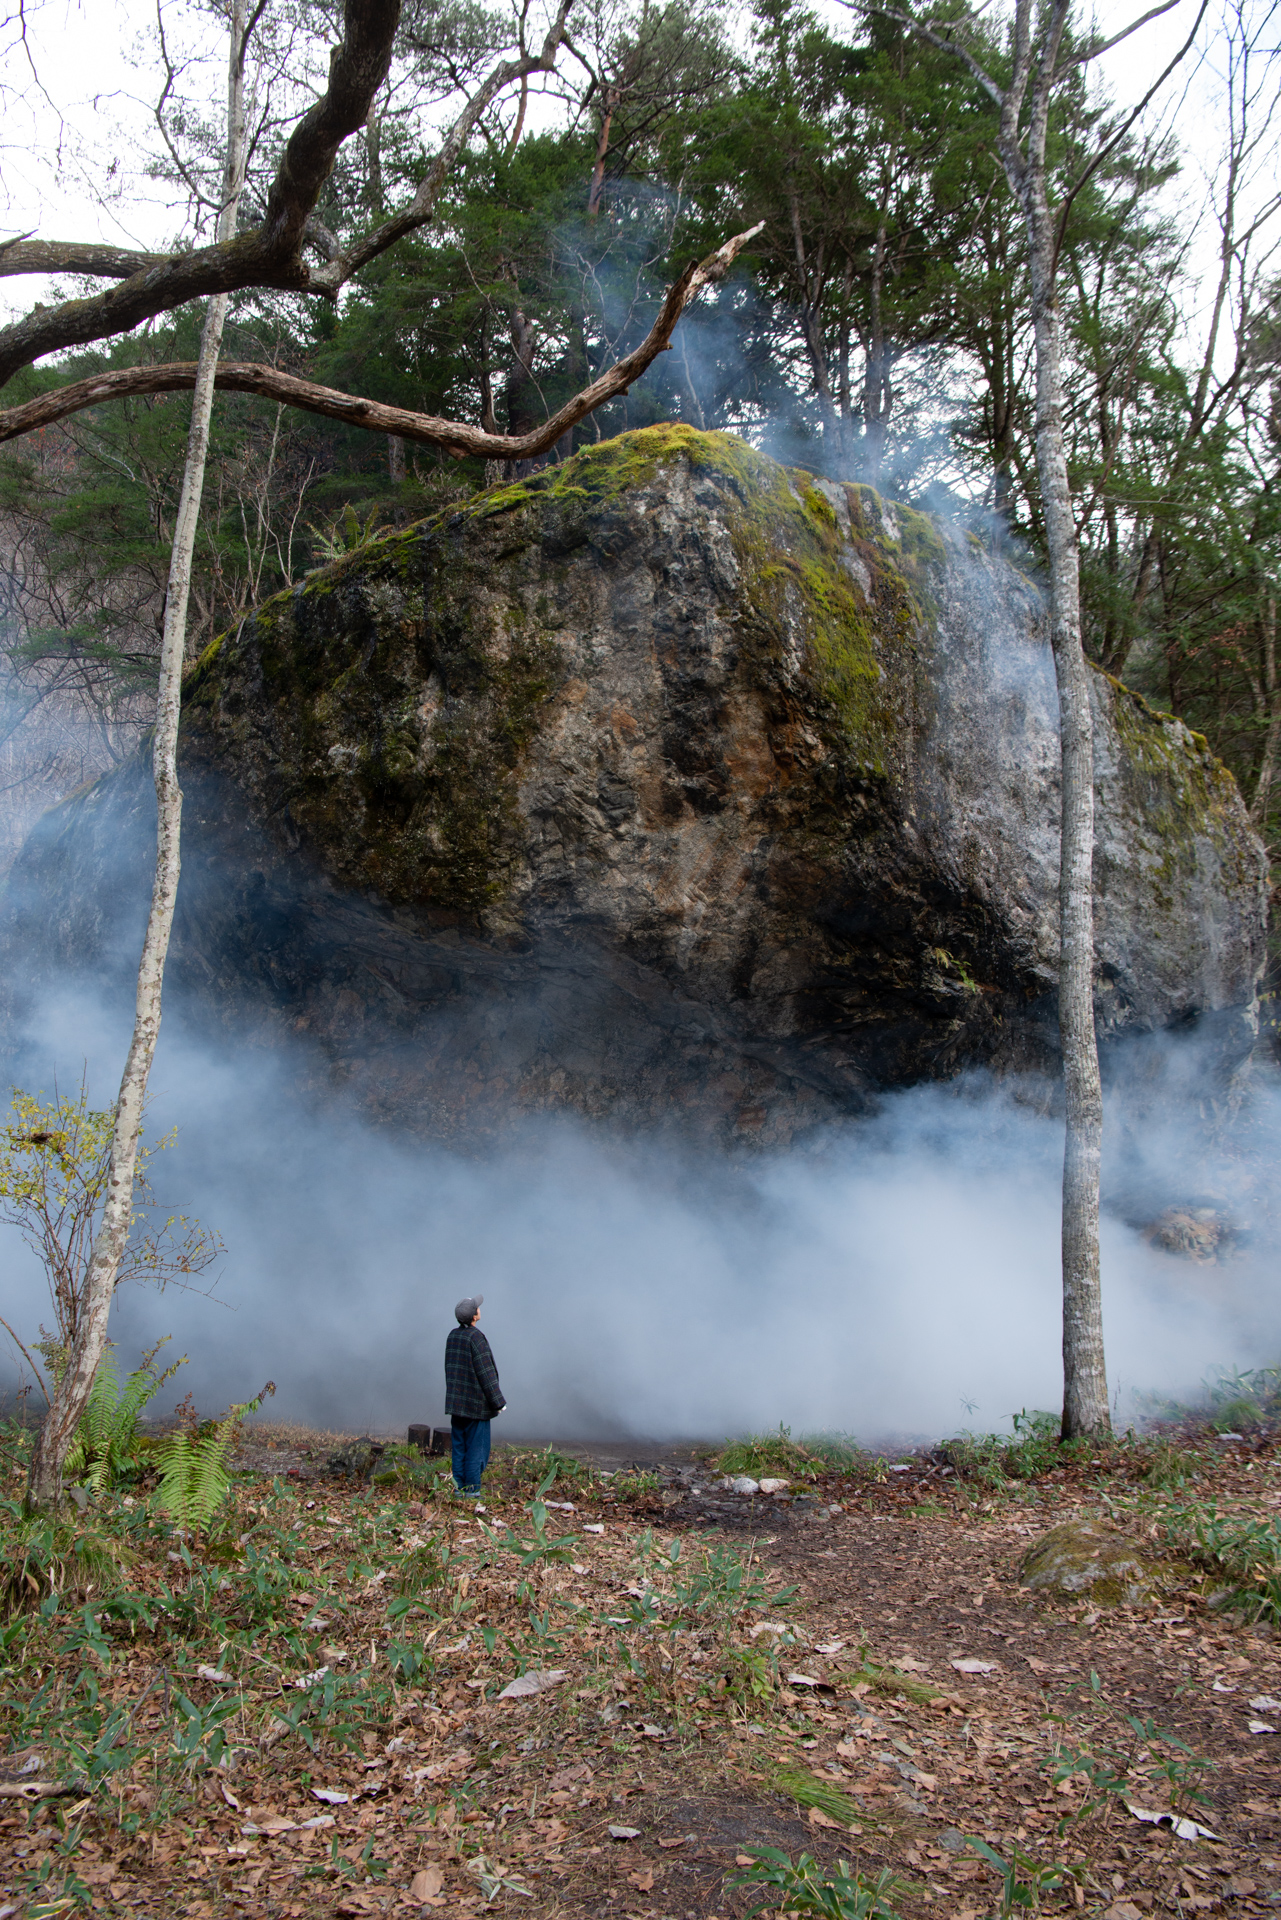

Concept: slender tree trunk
[[587, 95, 616, 216], [996, 0, 1108, 1438], [504, 308, 539, 479], [1251, 593, 1281, 835], [26, 1, 250, 1511], [1032, 261, 1108, 1437], [786, 185, 839, 447], [861, 219, 891, 489]]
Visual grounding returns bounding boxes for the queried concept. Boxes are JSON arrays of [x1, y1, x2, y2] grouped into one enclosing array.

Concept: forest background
[[1, 0, 1279, 1000]]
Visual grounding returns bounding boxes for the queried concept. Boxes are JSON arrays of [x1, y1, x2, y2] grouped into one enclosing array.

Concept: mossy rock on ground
[[1018, 1519, 1169, 1605], [325, 1439, 385, 1478]]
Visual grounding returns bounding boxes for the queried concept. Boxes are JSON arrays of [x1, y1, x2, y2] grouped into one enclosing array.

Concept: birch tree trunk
[[996, 0, 1109, 1438], [26, 2, 251, 1510]]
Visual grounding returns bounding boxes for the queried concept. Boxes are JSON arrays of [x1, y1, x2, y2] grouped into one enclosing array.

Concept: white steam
[[1, 982, 1276, 1444]]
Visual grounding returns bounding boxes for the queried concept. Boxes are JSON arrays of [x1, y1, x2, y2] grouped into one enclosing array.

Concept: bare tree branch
[[1052, 0, 1208, 265], [309, 0, 574, 292], [1056, 0, 1185, 69], [0, 0, 401, 392], [0, 239, 174, 281], [0, 225, 765, 458]]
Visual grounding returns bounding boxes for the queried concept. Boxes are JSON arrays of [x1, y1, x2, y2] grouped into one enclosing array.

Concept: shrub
[[716, 1425, 823, 1481], [2, 1507, 131, 1615], [940, 1408, 1063, 1485], [0, 1083, 221, 1370], [1164, 1501, 1281, 1623]]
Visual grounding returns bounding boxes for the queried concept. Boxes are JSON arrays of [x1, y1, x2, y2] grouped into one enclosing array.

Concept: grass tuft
[[767, 1762, 864, 1827], [845, 1649, 946, 1705], [715, 1425, 871, 1482]]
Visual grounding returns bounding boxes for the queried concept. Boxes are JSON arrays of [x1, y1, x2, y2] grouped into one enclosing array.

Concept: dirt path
[[515, 1485, 1281, 1919]]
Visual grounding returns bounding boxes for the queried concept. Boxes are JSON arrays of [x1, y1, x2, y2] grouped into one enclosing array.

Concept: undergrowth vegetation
[[714, 1426, 871, 1482], [0, 1380, 1276, 1916]]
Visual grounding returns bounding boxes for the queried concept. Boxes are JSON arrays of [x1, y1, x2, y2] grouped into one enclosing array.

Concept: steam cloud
[[2, 979, 1276, 1445]]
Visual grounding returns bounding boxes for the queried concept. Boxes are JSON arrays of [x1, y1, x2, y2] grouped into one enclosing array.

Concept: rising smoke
[[1, 975, 1276, 1445]]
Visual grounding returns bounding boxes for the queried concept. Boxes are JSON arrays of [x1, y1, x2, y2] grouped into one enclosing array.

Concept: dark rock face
[[3, 428, 1268, 1143]]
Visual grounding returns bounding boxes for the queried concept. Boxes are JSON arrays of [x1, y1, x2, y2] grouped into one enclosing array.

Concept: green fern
[[155, 1383, 274, 1535], [67, 1339, 184, 1492]]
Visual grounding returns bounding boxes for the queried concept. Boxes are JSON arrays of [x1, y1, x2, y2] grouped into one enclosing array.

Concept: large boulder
[[2, 427, 1268, 1143]]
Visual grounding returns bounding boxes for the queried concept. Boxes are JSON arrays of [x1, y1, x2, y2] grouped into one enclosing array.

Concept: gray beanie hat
[[454, 1294, 484, 1324]]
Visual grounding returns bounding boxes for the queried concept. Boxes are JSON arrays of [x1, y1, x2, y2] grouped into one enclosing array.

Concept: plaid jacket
[[445, 1323, 505, 1421]]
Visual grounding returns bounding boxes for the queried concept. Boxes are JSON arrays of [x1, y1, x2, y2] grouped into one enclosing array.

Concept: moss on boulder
[[7, 425, 1269, 1142], [1019, 1520, 1170, 1606]]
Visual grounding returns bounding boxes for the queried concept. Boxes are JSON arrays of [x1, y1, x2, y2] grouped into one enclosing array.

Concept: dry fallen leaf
[[497, 1669, 567, 1700], [807, 1806, 851, 1831], [735, 1854, 757, 1868], [1126, 1802, 1219, 1842], [628, 1870, 655, 1891], [608, 1825, 642, 1840], [951, 1658, 997, 1675], [410, 1865, 444, 1900]]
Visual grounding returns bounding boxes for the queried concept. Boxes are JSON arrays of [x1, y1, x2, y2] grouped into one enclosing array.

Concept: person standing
[[445, 1295, 505, 1498]]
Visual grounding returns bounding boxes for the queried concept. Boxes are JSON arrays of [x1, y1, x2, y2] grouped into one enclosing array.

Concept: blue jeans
[[451, 1417, 491, 1494]]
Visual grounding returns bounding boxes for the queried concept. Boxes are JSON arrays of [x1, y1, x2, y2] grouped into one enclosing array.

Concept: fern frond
[[154, 1381, 273, 1535], [70, 1339, 186, 1491], [156, 1429, 231, 1533]]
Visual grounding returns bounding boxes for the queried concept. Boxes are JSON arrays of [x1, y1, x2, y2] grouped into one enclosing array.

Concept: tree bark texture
[[0, 226, 764, 461], [26, 3, 251, 1510], [998, 0, 1109, 1438], [868, 0, 1116, 1436]]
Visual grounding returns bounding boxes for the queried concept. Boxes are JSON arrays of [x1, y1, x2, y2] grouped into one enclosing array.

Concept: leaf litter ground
[[1, 1427, 1280, 1919]]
